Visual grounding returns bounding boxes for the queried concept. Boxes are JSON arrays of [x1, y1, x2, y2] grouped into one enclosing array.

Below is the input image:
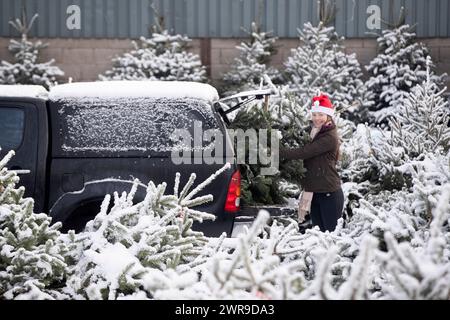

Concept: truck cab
[[0, 85, 49, 213], [0, 82, 240, 237]]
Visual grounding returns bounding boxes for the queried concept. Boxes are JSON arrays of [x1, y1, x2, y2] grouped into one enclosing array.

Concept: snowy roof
[[48, 81, 219, 102], [0, 85, 48, 100]]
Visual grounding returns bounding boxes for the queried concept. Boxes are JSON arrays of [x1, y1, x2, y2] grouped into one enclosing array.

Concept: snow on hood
[[0, 85, 48, 99], [48, 81, 219, 102]]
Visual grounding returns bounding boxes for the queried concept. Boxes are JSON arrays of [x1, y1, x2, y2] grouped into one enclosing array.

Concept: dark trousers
[[310, 187, 344, 232]]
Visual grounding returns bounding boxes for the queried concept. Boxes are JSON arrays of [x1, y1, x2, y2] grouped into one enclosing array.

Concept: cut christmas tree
[[0, 150, 69, 299]]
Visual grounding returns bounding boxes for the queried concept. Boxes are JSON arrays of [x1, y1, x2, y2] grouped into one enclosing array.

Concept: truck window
[[54, 97, 219, 155], [0, 107, 25, 150]]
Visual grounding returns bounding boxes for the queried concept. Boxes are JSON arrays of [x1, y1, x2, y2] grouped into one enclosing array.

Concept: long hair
[[326, 116, 341, 162]]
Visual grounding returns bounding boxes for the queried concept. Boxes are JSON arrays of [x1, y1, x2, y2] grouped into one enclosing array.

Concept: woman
[[280, 94, 344, 232]]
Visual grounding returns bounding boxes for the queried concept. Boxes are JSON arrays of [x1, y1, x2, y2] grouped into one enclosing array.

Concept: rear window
[[54, 97, 219, 155], [0, 107, 25, 150]]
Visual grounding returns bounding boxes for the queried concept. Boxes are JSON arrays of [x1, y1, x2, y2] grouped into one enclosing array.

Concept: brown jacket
[[280, 122, 341, 193]]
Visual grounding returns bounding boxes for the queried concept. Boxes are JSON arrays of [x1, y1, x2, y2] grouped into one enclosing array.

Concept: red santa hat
[[311, 94, 334, 117]]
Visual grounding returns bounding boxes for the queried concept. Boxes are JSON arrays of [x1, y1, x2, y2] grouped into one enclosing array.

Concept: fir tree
[[66, 164, 231, 299], [222, 22, 282, 95], [340, 58, 449, 216], [389, 57, 450, 157], [284, 22, 370, 123], [0, 150, 69, 299], [295, 235, 378, 300], [0, 8, 64, 89], [345, 57, 449, 196], [370, 183, 450, 299], [150, 211, 308, 300], [64, 149, 450, 300], [100, 27, 206, 82], [338, 124, 407, 199], [228, 84, 313, 206], [230, 104, 285, 206], [365, 24, 446, 125], [271, 87, 310, 195], [278, 151, 449, 299]]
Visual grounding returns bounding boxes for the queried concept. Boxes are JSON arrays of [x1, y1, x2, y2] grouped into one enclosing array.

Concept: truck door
[[0, 99, 39, 202]]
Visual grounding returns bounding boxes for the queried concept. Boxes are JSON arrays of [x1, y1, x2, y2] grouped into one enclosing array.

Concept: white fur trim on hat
[[311, 105, 335, 116]]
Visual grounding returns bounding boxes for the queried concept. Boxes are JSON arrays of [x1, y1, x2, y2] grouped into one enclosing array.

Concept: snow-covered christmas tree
[[65, 164, 231, 299], [0, 150, 69, 299], [365, 24, 446, 125], [1, 146, 449, 299], [222, 21, 282, 95], [284, 22, 370, 123], [0, 7, 64, 89], [147, 170, 449, 300], [375, 186, 450, 299], [389, 56, 450, 158], [99, 12, 206, 82]]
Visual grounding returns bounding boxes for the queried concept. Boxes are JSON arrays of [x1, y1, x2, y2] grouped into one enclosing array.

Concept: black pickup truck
[[0, 82, 240, 237]]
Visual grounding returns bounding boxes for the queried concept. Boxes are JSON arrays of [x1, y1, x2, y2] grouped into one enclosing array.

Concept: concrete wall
[[1, 37, 449, 89]]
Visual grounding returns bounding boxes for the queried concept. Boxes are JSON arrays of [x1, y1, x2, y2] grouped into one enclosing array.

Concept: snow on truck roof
[[48, 81, 219, 102], [0, 85, 48, 99]]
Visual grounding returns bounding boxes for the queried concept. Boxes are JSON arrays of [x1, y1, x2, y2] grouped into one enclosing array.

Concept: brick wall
[[0, 37, 202, 82], [211, 37, 450, 88], [1, 36, 449, 89]]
